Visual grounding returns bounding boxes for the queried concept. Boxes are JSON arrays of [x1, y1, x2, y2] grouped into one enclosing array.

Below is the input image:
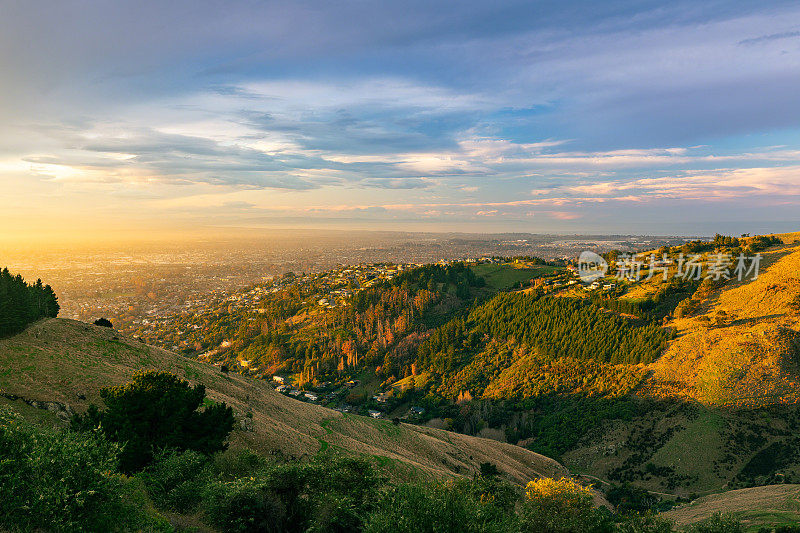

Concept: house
[[368, 410, 383, 419], [276, 385, 288, 393], [409, 406, 425, 416], [304, 392, 319, 401], [372, 392, 390, 403], [288, 389, 302, 397], [272, 375, 286, 384]]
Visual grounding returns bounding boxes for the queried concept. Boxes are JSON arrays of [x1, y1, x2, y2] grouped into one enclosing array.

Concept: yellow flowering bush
[[521, 477, 600, 533]]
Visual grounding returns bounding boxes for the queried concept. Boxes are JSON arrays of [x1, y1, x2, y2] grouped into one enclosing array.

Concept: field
[[661, 484, 800, 531], [471, 262, 561, 290], [0, 318, 566, 484]]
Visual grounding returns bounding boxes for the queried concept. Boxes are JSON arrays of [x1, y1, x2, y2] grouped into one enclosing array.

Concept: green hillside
[[0, 317, 565, 484]]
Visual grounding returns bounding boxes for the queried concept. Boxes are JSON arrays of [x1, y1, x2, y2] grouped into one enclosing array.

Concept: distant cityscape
[[2, 230, 695, 340]]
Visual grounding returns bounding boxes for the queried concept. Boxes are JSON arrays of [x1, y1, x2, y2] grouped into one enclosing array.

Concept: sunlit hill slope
[[0, 317, 564, 484]]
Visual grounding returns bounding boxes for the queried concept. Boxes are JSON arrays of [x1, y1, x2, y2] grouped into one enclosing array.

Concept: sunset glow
[[2, 1, 800, 240]]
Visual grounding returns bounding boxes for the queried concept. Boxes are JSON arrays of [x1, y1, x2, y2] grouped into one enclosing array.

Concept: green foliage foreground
[[0, 404, 749, 533], [0, 371, 755, 533], [0, 406, 167, 532]]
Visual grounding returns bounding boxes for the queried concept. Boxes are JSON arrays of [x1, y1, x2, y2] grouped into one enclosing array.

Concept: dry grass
[[660, 484, 800, 530], [772, 231, 800, 244], [0, 318, 565, 484], [647, 242, 800, 407]]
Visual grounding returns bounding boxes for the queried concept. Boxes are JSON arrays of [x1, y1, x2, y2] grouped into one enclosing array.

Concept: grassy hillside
[[470, 262, 561, 290], [0, 318, 565, 484], [660, 484, 800, 531], [561, 238, 800, 498], [649, 239, 800, 407]]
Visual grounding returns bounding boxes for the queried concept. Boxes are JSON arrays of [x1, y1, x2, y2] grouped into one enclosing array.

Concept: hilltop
[[648, 237, 800, 406], [0, 317, 564, 484]]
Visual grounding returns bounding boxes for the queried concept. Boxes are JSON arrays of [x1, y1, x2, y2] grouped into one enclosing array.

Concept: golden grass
[[771, 231, 800, 244], [647, 242, 800, 407], [0, 318, 566, 484]]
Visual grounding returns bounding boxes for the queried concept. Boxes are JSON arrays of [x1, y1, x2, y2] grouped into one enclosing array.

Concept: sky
[[2, 0, 800, 240]]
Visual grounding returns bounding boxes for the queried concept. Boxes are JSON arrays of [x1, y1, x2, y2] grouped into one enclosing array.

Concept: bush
[[616, 514, 673, 533], [202, 454, 385, 533], [267, 455, 385, 532], [212, 448, 270, 481], [687, 513, 743, 533], [364, 480, 514, 533], [140, 449, 211, 513], [480, 461, 501, 477], [607, 484, 658, 515], [520, 477, 610, 533], [203, 477, 286, 533], [0, 406, 166, 532]]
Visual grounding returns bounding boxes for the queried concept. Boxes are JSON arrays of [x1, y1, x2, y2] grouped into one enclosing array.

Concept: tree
[[76, 371, 234, 473], [0, 268, 59, 337]]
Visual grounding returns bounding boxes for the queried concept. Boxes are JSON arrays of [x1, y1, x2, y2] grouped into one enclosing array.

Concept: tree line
[[419, 293, 670, 371], [0, 267, 59, 336]]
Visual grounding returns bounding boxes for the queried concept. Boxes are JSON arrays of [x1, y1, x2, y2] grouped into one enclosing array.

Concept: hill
[[0, 317, 565, 484], [660, 484, 800, 531], [561, 237, 800, 499], [648, 238, 800, 406], [108, 240, 800, 501]]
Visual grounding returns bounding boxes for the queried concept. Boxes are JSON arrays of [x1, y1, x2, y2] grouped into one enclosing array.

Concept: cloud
[[739, 30, 800, 46], [2, 1, 800, 232], [359, 178, 433, 189]]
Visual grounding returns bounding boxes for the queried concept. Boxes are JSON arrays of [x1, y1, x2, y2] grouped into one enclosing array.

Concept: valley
[[3, 231, 800, 530]]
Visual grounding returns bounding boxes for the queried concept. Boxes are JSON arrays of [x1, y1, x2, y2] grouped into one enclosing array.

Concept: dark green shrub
[[212, 448, 270, 480], [687, 513, 743, 533], [140, 449, 211, 513], [203, 478, 286, 533], [615, 514, 673, 533], [201, 454, 384, 533], [0, 406, 166, 532], [363, 481, 512, 533], [74, 370, 235, 473], [607, 484, 658, 514], [480, 461, 501, 477], [266, 455, 385, 532]]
